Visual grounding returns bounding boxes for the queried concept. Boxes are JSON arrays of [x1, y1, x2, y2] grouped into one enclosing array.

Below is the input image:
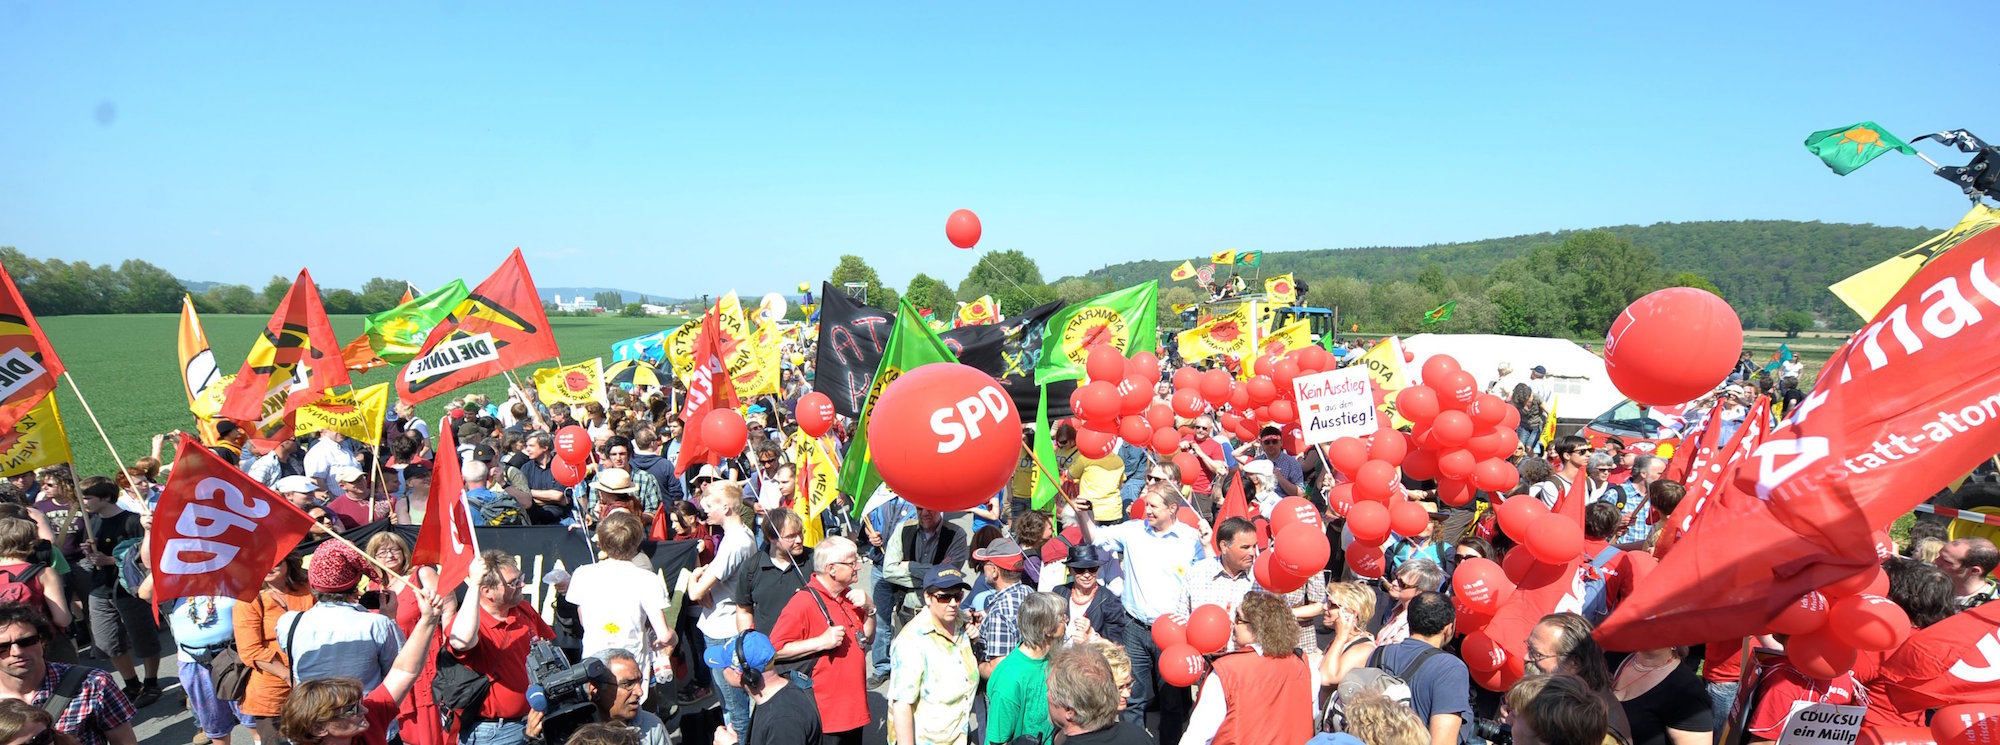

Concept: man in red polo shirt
[[447, 550, 555, 745], [768, 535, 875, 745]]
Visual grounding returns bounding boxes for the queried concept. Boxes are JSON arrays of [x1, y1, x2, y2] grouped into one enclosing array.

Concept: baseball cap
[[972, 538, 1025, 571], [923, 566, 972, 592], [332, 467, 366, 484], [701, 632, 777, 673], [470, 443, 499, 463], [1530, 365, 1548, 375], [274, 475, 319, 494]]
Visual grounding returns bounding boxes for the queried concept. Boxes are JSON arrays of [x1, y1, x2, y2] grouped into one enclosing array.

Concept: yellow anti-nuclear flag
[[795, 434, 842, 547], [0, 396, 71, 478], [1177, 303, 1259, 363], [532, 358, 606, 408], [1265, 274, 1298, 305], [1212, 249, 1237, 265], [665, 320, 700, 379], [294, 383, 390, 446], [1243, 318, 1312, 377], [1831, 203, 2000, 320], [737, 323, 785, 399], [1356, 336, 1412, 429]]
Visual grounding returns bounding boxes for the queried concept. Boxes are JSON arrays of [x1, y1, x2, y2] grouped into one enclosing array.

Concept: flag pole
[[61, 373, 140, 512]]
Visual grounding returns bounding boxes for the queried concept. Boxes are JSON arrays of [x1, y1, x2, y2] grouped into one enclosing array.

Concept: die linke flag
[[1598, 226, 2000, 651], [219, 269, 349, 424], [411, 424, 479, 590], [396, 249, 559, 404], [0, 261, 65, 436], [148, 437, 318, 613]]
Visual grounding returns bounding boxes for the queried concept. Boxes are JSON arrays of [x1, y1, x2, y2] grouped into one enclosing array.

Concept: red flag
[[675, 305, 740, 475], [339, 333, 389, 373], [411, 424, 479, 589], [1661, 404, 1722, 484], [218, 269, 350, 423], [147, 437, 317, 613], [1599, 228, 2000, 651], [1214, 469, 1261, 553], [1653, 396, 1773, 559], [395, 249, 558, 404], [1552, 463, 1589, 528], [1878, 601, 2000, 712], [0, 262, 66, 435]]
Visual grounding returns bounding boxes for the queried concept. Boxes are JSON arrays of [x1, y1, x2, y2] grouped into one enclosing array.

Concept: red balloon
[[794, 392, 837, 438], [1268, 400, 1297, 424], [550, 456, 584, 487], [1283, 426, 1307, 457], [1465, 430, 1509, 461], [1172, 366, 1201, 392], [1605, 287, 1744, 406], [945, 208, 982, 249], [1437, 478, 1473, 507], [1152, 614, 1187, 650], [1934, 704, 2000, 745], [1076, 381, 1121, 423], [1079, 413, 1118, 434], [1172, 389, 1207, 419], [1147, 403, 1175, 430], [1452, 558, 1514, 614], [1086, 345, 1126, 384], [1273, 524, 1330, 578], [865, 363, 1023, 511], [1118, 377, 1151, 415], [1420, 354, 1461, 385], [1199, 369, 1234, 406], [1345, 542, 1387, 579], [1461, 631, 1509, 674], [1767, 591, 1832, 636], [1256, 551, 1309, 594], [1436, 449, 1477, 481], [1499, 405, 1521, 432], [1402, 448, 1440, 481], [1129, 351, 1162, 382], [700, 411, 748, 458], [1828, 594, 1912, 652], [1524, 513, 1585, 564], [1159, 643, 1208, 687], [1438, 370, 1479, 410], [1272, 359, 1301, 393], [1785, 629, 1858, 681], [1326, 484, 1355, 518], [1327, 437, 1368, 476], [1823, 565, 1886, 598], [1348, 501, 1391, 543], [1431, 410, 1474, 447], [1389, 499, 1430, 538], [1173, 451, 1201, 486], [1228, 386, 1252, 413], [1367, 432, 1408, 466], [1076, 428, 1116, 459], [1497, 497, 1549, 541], [1471, 459, 1519, 493], [554, 425, 592, 464], [1354, 460, 1398, 502], [1501, 545, 1536, 584], [1247, 377, 1278, 406], [1118, 416, 1152, 446], [1151, 427, 1181, 457], [1186, 605, 1232, 654], [1268, 496, 1323, 537], [1396, 385, 1441, 424], [1468, 394, 1509, 430]]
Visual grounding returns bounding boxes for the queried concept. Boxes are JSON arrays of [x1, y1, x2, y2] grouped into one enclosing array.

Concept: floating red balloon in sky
[[946, 209, 982, 249], [1605, 287, 1743, 406], [865, 363, 1022, 511]]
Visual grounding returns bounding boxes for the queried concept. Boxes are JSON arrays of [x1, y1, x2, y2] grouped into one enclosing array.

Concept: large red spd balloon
[[866, 364, 1022, 511], [946, 209, 982, 249], [1605, 288, 1743, 406]]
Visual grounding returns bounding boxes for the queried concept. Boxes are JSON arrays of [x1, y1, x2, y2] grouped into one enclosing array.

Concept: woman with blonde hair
[[1319, 581, 1378, 686], [361, 531, 455, 745], [1342, 693, 1431, 745], [1182, 591, 1320, 744]]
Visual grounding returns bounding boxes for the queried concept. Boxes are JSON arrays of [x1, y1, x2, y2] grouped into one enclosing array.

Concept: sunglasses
[[929, 591, 964, 604], [1146, 474, 1169, 483], [0, 634, 41, 651], [21, 728, 51, 745]]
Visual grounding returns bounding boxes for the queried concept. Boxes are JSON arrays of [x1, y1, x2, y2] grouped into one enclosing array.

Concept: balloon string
[[972, 247, 1043, 312]]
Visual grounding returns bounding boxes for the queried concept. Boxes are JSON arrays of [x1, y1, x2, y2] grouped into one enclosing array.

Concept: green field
[[41, 314, 690, 476]]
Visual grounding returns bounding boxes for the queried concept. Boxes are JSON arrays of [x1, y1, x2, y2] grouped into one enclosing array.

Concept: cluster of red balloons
[[1149, 605, 1234, 687], [1766, 559, 1911, 681], [1255, 499, 1330, 592], [550, 425, 592, 486], [1070, 346, 1197, 479]]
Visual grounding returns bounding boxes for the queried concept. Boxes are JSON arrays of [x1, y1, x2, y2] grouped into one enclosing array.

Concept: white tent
[[1401, 334, 1626, 420]]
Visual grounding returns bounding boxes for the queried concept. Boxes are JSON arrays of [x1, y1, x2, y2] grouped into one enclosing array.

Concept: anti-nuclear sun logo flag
[[218, 269, 349, 425], [396, 249, 559, 404], [0, 262, 64, 436], [1034, 282, 1158, 385]]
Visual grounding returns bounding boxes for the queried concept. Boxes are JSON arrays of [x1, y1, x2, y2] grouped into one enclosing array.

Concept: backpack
[[431, 644, 492, 731], [0, 562, 45, 608], [1578, 545, 1623, 625], [472, 495, 528, 527], [113, 537, 148, 596], [1324, 645, 1437, 733]]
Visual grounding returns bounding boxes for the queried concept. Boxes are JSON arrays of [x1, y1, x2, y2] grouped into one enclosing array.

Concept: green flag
[[1237, 250, 1262, 268], [1422, 300, 1456, 325], [1762, 343, 1795, 374], [842, 298, 959, 516], [365, 280, 470, 363], [1320, 331, 1340, 353], [1805, 122, 1917, 176], [1034, 281, 1159, 385], [1030, 386, 1063, 511]]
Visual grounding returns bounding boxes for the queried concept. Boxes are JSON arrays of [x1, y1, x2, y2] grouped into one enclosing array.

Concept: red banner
[[1599, 228, 2000, 650], [675, 306, 739, 475], [1878, 601, 2000, 712], [148, 437, 317, 612], [395, 249, 558, 404], [0, 262, 65, 435], [411, 424, 478, 589], [219, 269, 350, 424]]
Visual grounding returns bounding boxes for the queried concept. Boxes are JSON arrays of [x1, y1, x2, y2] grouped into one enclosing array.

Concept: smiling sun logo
[[1833, 126, 1886, 154]]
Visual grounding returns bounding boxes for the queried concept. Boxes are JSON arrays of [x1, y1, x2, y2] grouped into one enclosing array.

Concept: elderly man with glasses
[[887, 567, 979, 745], [771, 536, 875, 745]]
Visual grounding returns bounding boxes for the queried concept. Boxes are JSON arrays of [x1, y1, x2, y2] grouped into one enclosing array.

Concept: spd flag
[[396, 249, 559, 404], [148, 437, 318, 612], [532, 358, 606, 408], [0, 396, 71, 478], [840, 298, 957, 514], [293, 383, 390, 446], [0, 262, 65, 436], [1035, 282, 1158, 385], [1598, 226, 2000, 650], [219, 269, 349, 424], [1877, 600, 2000, 712], [412, 424, 479, 589], [675, 305, 740, 475]]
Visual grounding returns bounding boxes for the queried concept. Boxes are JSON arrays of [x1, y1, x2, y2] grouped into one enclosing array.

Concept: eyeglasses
[[929, 591, 964, 604], [336, 702, 365, 720], [21, 727, 52, 745], [829, 559, 859, 568], [1523, 648, 1557, 665], [615, 677, 646, 689], [759, 458, 778, 466], [1146, 474, 1168, 483], [0, 634, 41, 651]]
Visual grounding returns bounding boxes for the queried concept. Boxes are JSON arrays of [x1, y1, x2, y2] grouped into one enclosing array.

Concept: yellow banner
[[1169, 261, 1197, 282], [1830, 203, 2000, 321], [0, 397, 71, 478], [1177, 302, 1259, 363], [668, 294, 770, 398], [956, 295, 998, 327], [796, 434, 842, 548], [1244, 318, 1312, 377], [1356, 336, 1412, 429], [1211, 249, 1237, 265], [294, 383, 390, 446], [1265, 273, 1298, 305], [532, 358, 605, 408], [738, 324, 784, 398], [665, 320, 699, 379]]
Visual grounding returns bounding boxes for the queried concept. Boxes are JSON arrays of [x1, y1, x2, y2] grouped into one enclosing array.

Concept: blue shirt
[[867, 497, 915, 560], [1604, 482, 1653, 545], [1259, 451, 1305, 491], [277, 600, 404, 692], [1374, 638, 1476, 744], [1093, 519, 1209, 622]]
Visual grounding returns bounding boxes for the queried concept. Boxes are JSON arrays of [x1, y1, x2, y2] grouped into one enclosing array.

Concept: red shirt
[[453, 603, 555, 719], [1704, 637, 1748, 684], [768, 577, 869, 733], [1745, 663, 1864, 739], [1849, 649, 1922, 729], [358, 686, 399, 745], [1185, 438, 1225, 493]]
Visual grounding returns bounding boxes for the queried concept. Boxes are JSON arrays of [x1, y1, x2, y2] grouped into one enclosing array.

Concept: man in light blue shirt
[[275, 541, 403, 692], [1076, 483, 1209, 741]]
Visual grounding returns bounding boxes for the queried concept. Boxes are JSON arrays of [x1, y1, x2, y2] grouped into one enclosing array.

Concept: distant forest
[[1069, 220, 1934, 335]]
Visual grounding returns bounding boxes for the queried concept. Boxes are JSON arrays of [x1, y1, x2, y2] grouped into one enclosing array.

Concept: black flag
[[810, 282, 1009, 419]]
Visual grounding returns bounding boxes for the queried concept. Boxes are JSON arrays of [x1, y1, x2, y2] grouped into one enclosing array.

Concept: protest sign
[[1293, 366, 1377, 444]]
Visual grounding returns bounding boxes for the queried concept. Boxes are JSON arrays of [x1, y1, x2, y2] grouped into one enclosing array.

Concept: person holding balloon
[[1179, 591, 1322, 745], [1073, 483, 1210, 741]]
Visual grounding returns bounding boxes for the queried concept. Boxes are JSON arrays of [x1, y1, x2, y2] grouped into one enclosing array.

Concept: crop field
[[40, 313, 688, 476]]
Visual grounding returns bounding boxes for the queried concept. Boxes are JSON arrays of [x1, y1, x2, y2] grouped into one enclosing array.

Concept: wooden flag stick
[[62, 372, 139, 511]]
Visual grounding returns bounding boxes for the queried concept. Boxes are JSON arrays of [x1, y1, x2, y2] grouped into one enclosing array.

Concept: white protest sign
[[1293, 366, 1377, 445], [1775, 701, 1863, 745]]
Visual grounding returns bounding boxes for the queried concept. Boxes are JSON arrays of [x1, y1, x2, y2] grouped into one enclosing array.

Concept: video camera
[[524, 639, 610, 745]]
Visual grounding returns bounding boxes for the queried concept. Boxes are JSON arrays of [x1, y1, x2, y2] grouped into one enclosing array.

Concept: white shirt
[[1093, 519, 1208, 622], [565, 558, 671, 671], [1529, 377, 1557, 410], [304, 438, 359, 494], [696, 526, 757, 639]]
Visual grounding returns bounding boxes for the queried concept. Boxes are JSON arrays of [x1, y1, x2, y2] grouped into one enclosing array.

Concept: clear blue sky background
[[3, 2, 1991, 299]]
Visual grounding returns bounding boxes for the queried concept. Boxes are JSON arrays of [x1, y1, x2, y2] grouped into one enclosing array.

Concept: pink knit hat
[[308, 540, 368, 593]]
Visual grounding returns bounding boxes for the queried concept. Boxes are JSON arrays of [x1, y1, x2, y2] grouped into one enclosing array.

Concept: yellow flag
[[1169, 261, 1198, 282], [1265, 273, 1298, 305], [1211, 249, 1237, 265], [665, 320, 700, 379], [294, 383, 390, 446], [1831, 203, 2000, 320], [956, 295, 998, 327], [1244, 318, 1312, 376], [0, 397, 71, 478], [796, 435, 842, 548], [532, 358, 606, 408], [1540, 396, 1559, 448], [1356, 336, 1412, 429], [1176, 303, 1259, 363], [737, 323, 784, 398]]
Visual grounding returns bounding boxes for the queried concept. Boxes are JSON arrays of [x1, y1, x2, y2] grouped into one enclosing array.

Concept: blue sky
[[2, 2, 1990, 299]]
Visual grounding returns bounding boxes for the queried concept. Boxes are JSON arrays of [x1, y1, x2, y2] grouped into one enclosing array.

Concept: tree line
[[0, 247, 419, 316]]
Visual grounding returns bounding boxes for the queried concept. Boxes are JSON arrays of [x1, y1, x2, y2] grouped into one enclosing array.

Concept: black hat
[[1065, 543, 1104, 571], [470, 443, 499, 463]]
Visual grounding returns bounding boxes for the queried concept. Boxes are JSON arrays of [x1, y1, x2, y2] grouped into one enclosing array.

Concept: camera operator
[[582, 649, 666, 745], [448, 550, 555, 745]]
